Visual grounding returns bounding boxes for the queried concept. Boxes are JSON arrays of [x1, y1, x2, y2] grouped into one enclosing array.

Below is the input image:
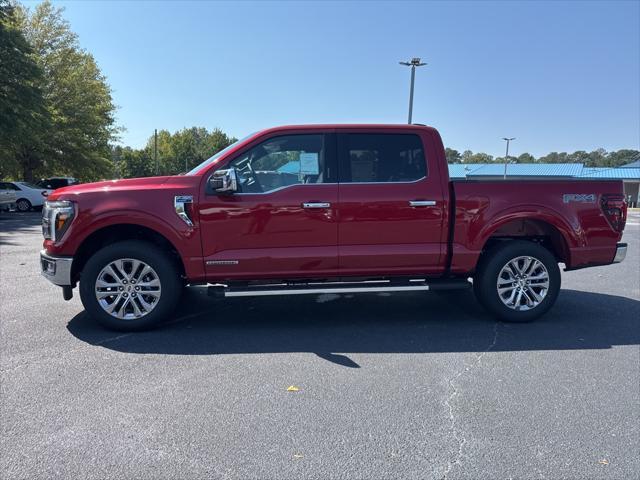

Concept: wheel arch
[[476, 209, 578, 266], [71, 223, 186, 283]]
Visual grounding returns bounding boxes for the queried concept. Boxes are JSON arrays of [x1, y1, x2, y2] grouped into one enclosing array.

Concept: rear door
[[198, 132, 339, 281], [337, 130, 446, 276]]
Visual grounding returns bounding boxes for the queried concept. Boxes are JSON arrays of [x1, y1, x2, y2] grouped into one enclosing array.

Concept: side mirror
[[209, 168, 238, 194]]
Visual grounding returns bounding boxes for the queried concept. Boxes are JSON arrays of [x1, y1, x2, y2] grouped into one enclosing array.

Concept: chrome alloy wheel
[[16, 199, 30, 212], [496, 255, 550, 311], [95, 258, 161, 320]]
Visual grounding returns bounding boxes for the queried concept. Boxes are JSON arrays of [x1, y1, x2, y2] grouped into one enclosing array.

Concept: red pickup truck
[[40, 125, 628, 330]]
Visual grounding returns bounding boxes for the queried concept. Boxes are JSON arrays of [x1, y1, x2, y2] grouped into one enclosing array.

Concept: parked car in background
[[0, 183, 18, 212], [37, 177, 79, 190], [2, 182, 52, 212]]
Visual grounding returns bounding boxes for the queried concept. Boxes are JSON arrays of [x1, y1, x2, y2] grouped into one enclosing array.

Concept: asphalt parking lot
[[1, 211, 638, 479]]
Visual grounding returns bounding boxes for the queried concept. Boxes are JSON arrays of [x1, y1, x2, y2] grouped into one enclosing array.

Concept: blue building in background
[[448, 161, 640, 206]]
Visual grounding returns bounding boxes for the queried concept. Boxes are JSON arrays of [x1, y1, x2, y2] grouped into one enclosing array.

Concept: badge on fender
[[563, 193, 596, 203]]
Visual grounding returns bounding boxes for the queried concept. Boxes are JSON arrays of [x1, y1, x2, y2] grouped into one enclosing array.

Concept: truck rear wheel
[[473, 240, 560, 322], [79, 240, 182, 331]]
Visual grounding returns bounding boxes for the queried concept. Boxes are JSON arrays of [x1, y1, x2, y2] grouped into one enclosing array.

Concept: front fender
[[70, 210, 194, 256], [44, 190, 205, 281]]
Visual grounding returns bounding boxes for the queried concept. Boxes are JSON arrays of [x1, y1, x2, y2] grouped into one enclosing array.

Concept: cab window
[[339, 133, 426, 183], [227, 134, 331, 193]]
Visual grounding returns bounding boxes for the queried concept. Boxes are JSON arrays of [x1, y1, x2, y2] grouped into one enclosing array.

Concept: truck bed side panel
[[450, 179, 624, 273]]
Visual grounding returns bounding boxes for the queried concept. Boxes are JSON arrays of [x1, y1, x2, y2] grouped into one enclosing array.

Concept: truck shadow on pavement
[[0, 212, 42, 246], [66, 288, 640, 368]]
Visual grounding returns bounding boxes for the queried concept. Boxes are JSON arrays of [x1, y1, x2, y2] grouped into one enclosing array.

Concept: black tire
[[16, 199, 31, 212], [79, 240, 183, 331], [473, 240, 560, 322]]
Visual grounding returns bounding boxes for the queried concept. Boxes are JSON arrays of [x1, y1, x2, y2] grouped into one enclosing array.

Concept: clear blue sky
[[43, 0, 640, 157]]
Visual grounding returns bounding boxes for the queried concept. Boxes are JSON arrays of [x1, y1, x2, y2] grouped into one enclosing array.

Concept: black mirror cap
[[206, 169, 237, 195], [209, 176, 224, 191]]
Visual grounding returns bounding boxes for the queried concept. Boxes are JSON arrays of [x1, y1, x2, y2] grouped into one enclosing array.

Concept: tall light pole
[[399, 58, 427, 124], [502, 137, 515, 179]]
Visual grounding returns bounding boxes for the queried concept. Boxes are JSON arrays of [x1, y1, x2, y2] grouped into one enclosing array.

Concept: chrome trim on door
[[409, 200, 436, 207], [302, 202, 331, 209], [206, 260, 239, 266], [341, 176, 427, 185]]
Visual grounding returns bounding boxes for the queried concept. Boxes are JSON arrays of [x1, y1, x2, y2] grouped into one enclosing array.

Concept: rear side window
[[339, 133, 426, 183]]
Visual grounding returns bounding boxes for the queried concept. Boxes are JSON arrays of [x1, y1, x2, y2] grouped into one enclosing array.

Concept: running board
[[226, 285, 430, 297], [208, 278, 470, 298]]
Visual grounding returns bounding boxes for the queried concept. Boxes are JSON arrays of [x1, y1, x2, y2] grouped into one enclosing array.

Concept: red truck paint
[[46, 124, 624, 279], [41, 124, 627, 329]]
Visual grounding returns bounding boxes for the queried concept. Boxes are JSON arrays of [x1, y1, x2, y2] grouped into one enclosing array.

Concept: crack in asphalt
[[440, 321, 500, 480]]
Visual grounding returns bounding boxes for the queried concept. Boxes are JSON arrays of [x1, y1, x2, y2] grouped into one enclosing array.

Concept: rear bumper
[[40, 250, 73, 286], [613, 243, 627, 263]]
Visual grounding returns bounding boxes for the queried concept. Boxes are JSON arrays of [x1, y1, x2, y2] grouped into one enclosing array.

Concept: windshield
[[186, 133, 256, 175]]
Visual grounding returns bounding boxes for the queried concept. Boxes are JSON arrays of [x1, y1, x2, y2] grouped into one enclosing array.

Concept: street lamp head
[[502, 137, 515, 141], [400, 58, 427, 67]]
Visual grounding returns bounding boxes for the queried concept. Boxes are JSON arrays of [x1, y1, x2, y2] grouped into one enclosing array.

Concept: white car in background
[[0, 182, 53, 212]]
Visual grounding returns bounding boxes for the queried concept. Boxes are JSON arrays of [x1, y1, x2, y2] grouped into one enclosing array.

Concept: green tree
[[585, 148, 607, 167], [461, 150, 494, 164], [445, 147, 461, 164], [605, 149, 639, 167], [0, 0, 49, 179], [515, 153, 536, 163], [123, 147, 155, 178], [142, 127, 236, 176], [14, 0, 117, 181], [537, 152, 569, 164]]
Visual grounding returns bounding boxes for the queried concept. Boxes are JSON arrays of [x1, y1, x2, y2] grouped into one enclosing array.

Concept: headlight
[[42, 200, 75, 241]]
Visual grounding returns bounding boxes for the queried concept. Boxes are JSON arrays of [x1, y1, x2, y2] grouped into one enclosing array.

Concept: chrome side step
[[207, 278, 470, 298], [224, 285, 430, 297]]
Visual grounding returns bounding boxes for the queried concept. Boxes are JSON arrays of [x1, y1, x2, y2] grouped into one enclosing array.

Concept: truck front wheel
[[473, 240, 561, 322], [79, 240, 182, 331]]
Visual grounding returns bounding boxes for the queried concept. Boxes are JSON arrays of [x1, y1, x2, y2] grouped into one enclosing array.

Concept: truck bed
[[449, 179, 625, 273]]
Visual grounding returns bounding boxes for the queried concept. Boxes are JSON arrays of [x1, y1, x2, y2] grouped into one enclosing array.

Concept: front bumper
[[613, 243, 627, 263], [40, 250, 73, 286]]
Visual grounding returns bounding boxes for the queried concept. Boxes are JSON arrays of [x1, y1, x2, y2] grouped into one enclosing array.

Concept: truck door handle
[[409, 200, 437, 207], [302, 202, 331, 209]]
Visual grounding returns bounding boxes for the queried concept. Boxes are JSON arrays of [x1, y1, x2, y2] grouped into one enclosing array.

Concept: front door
[[337, 131, 446, 276], [198, 132, 339, 281]]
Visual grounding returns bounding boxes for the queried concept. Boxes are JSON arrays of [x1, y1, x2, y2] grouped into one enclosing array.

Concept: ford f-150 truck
[[40, 125, 628, 330]]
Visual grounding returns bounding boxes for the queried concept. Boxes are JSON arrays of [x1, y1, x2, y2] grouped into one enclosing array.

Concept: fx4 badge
[[563, 193, 596, 204]]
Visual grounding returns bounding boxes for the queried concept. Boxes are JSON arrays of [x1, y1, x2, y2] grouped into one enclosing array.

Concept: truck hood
[[48, 176, 174, 200]]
